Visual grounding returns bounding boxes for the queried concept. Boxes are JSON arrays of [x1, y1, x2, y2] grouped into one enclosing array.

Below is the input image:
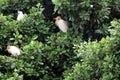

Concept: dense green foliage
[[0, 0, 120, 80], [52, 0, 111, 40], [64, 19, 120, 80]]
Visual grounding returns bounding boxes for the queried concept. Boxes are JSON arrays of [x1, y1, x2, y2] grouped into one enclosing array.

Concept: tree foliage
[[0, 0, 120, 80], [64, 19, 120, 80]]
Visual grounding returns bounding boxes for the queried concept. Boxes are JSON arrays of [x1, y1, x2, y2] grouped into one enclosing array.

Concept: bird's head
[[54, 16, 61, 21], [6, 45, 11, 50], [5, 45, 11, 52], [17, 11, 23, 15]]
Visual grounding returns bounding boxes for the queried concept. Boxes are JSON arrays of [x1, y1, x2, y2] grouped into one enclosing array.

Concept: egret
[[54, 16, 68, 33], [17, 11, 24, 21], [6, 45, 20, 57]]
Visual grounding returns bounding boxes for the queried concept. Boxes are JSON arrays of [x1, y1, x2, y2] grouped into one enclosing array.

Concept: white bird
[[90, 5, 93, 8], [6, 45, 20, 57], [17, 11, 24, 21], [54, 16, 68, 33]]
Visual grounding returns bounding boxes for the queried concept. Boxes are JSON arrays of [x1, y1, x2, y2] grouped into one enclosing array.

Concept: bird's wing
[[57, 20, 68, 32]]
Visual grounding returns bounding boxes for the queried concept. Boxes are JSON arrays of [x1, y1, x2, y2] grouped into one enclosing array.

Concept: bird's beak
[[5, 49, 7, 51], [53, 18, 57, 22]]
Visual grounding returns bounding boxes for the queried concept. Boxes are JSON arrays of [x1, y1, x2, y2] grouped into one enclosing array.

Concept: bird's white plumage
[[57, 19, 68, 32], [7, 46, 20, 57], [90, 5, 93, 8], [17, 11, 24, 21]]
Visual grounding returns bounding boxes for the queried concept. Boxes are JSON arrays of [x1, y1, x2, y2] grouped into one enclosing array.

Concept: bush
[[64, 19, 120, 80], [0, 3, 52, 49], [0, 0, 120, 80], [0, 56, 24, 80], [52, 0, 111, 40], [0, 13, 16, 50]]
